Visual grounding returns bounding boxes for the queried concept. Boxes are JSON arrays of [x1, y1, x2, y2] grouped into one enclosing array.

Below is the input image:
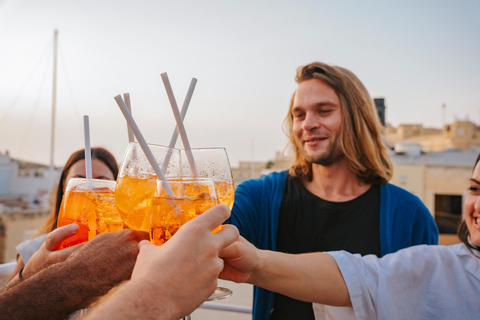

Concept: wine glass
[[148, 176, 231, 301], [180, 147, 235, 209], [115, 142, 181, 232], [57, 178, 123, 249], [149, 177, 218, 245], [180, 147, 235, 300]]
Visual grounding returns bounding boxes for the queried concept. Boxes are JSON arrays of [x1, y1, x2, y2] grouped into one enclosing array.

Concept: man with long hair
[[226, 62, 439, 320]]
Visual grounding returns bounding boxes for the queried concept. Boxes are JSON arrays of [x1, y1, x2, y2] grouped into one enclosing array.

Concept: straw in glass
[[160, 73, 198, 176], [113, 95, 174, 197], [83, 115, 92, 180], [161, 77, 197, 173], [123, 93, 135, 143]]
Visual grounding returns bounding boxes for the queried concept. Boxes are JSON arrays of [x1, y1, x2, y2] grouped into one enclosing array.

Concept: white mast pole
[[49, 30, 58, 177]]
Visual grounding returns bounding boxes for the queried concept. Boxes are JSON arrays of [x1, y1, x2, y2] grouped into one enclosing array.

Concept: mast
[[49, 30, 58, 175]]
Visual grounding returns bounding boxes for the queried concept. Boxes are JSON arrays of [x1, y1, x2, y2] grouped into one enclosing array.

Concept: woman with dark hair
[[220, 153, 480, 319], [9, 147, 118, 280]]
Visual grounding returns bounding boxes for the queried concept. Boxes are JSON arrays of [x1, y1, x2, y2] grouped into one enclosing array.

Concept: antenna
[[49, 30, 58, 184], [442, 103, 446, 128], [50, 30, 58, 170]]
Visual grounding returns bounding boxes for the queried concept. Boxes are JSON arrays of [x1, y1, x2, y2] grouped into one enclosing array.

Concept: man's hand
[[22, 224, 83, 279], [66, 228, 149, 292], [86, 204, 239, 320], [0, 229, 149, 320], [219, 235, 262, 284]]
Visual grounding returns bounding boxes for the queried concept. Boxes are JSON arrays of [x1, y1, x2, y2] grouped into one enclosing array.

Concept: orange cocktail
[[181, 147, 235, 209], [57, 178, 123, 249], [92, 184, 124, 237], [215, 181, 235, 210], [115, 142, 181, 232], [115, 174, 156, 231], [149, 177, 218, 246]]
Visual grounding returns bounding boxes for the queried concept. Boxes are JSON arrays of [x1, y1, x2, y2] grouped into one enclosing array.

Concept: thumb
[[45, 224, 80, 251], [138, 239, 154, 250]]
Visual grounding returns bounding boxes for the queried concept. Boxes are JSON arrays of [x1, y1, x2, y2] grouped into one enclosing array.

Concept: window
[[434, 194, 462, 234]]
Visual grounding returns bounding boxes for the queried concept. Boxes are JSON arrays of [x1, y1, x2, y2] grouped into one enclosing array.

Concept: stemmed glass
[[149, 177, 218, 245], [180, 147, 235, 209], [180, 147, 235, 300], [115, 142, 181, 232], [149, 176, 231, 301]]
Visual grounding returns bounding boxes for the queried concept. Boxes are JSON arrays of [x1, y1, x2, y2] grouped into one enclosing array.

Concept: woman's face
[[63, 159, 115, 192], [466, 160, 480, 246]]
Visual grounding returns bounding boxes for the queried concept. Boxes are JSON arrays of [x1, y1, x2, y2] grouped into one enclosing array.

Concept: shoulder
[[236, 170, 288, 191], [381, 183, 420, 199], [380, 183, 426, 208]]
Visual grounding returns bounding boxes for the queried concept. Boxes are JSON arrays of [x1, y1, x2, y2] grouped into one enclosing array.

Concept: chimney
[[374, 98, 386, 127]]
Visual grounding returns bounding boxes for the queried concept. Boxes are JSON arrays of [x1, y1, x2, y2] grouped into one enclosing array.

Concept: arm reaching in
[[86, 204, 239, 320], [0, 228, 148, 319], [219, 236, 351, 307], [4, 224, 83, 290]]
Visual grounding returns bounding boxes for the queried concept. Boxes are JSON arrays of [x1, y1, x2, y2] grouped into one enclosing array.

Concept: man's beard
[[302, 135, 344, 166]]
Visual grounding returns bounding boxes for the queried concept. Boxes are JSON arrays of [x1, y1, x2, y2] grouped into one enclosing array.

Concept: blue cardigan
[[227, 170, 439, 320]]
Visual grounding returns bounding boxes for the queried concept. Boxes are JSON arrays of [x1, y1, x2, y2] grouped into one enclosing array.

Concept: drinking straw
[[83, 115, 92, 180], [160, 73, 198, 176], [161, 77, 197, 173], [114, 95, 174, 196], [123, 93, 135, 143]]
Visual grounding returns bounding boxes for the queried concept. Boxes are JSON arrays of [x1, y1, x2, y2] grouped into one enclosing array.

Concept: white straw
[[123, 93, 135, 143], [114, 95, 174, 196], [161, 77, 197, 173], [83, 115, 92, 180], [160, 73, 198, 176]]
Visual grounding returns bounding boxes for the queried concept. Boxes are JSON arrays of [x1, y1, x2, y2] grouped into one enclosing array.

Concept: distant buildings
[[0, 151, 61, 263], [385, 119, 480, 152]]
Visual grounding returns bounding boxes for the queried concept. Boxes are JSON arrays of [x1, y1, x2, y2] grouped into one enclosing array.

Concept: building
[[231, 160, 268, 186], [385, 119, 480, 152], [0, 151, 61, 263], [389, 146, 478, 235], [231, 151, 295, 185], [0, 151, 60, 207], [374, 98, 386, 127]]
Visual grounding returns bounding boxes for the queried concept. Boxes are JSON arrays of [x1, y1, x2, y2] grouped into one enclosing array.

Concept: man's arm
[[219, 236, 351, 307], [0, 229, 148, 320], [4, 224, 82, 291], [86, 205, 239, 320]]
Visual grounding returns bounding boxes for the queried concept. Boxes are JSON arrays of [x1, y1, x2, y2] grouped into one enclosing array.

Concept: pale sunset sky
[[0, 0, 479, 167]]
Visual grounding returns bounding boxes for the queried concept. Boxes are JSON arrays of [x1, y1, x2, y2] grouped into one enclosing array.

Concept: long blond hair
[[284, 62, 393, 184]]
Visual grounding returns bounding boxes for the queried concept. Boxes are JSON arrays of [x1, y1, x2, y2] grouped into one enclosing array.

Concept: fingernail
[[69, 224, 80, 233]]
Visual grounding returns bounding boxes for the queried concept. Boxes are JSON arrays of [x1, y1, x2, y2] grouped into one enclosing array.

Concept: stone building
[[0, 151, 59, 263], [385, 119, 480, 152]]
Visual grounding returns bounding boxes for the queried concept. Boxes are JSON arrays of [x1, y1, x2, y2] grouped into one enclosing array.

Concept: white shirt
[[16, 233, 47, 264], [320, 243, 480, 320]]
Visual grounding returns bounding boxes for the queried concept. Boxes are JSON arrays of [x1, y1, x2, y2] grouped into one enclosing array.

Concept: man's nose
[[302, 112, 319, 131]]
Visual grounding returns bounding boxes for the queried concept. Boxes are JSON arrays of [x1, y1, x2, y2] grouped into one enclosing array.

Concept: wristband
[[18, 267, 25, 280]]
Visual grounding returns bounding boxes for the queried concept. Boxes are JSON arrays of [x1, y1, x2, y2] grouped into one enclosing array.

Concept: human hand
[[66, 229, 149, 292], [22, 224, 83, 278], [130, 204, 239, 320], [219, 235, 262, 284]]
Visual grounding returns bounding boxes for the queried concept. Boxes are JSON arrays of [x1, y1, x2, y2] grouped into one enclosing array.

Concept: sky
[[0, 0, 479, 168]]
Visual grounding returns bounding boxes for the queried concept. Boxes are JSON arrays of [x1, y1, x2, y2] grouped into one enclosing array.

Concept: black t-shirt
[[271, 175, 381, 320]]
